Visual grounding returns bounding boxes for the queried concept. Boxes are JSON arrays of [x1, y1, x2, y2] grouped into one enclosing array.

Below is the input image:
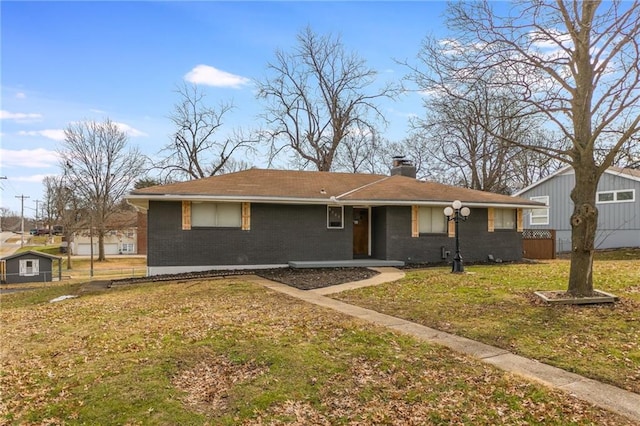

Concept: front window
[[327, 206, 344, 229], [495, 208, 516, 229], [121, 243, 135, 253], [418, 207, 447, 233], [529, 196, 549, 225], [191, 202, 241, 227]]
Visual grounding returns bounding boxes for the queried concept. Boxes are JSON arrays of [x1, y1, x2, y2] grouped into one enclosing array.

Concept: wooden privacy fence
[[522, 229, 556, 259]]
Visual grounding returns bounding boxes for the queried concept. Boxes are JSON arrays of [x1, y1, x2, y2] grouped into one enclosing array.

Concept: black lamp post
[[444, 200, 471, 273]]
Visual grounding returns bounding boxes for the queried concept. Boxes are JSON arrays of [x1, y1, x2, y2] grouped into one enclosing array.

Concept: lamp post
[[444, 200, 471, 273]]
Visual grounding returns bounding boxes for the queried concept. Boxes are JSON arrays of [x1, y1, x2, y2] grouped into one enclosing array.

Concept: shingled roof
[[127, 168, 542, 210]]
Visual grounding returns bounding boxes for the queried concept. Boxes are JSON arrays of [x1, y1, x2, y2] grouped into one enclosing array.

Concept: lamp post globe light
[[444, 200, 470, 273]]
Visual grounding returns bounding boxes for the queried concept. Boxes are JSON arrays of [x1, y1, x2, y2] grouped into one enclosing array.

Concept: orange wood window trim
[[448, 218, 455, 238], [411, 205, 419, 237], [487, 207, 495, 232], [182, 201, 191, 230], [516, 208, 523, 232], [241, 202, 251, 231]]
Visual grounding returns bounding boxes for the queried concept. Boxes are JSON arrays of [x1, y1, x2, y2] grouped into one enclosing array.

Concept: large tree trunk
[[568, 165, 599, 296], [98, 230, 106, 261]]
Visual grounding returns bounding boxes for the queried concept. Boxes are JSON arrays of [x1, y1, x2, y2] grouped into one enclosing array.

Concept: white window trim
[[596, 189, 635, 204], [19, 259, 39, 276], [529, 196, 549, 226], [327, 205, 344, 229]]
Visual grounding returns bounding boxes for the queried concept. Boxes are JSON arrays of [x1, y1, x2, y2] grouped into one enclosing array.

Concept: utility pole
[[34, 199, 41, 230], [16, 195, 30, 247], [0, 177, 6, 233]]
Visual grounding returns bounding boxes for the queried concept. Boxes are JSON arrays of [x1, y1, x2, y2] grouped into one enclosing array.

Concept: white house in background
[[72, 210, 138, 255], [515, 165, 640, 252]]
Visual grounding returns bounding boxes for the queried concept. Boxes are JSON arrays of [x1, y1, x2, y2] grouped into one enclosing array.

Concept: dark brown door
[[353, 208, 369, 257]]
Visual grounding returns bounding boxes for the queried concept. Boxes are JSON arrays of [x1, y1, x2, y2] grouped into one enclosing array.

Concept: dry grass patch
[[334, 259, 640, 394], [1, 276, 636, 425]]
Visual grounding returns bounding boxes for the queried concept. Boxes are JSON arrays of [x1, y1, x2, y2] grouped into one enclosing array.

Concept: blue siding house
[[515, 166, 640, 252]]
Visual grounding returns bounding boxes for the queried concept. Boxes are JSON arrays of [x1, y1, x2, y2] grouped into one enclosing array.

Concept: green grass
[[1, 277, 634, 425], [334, 258, 640, 395]]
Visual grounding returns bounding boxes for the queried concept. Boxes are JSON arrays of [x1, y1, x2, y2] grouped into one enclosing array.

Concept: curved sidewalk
[[248, 267, 640, 423]]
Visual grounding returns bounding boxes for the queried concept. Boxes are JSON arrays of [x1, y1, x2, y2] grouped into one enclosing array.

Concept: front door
[[353, 208, 369, 257]]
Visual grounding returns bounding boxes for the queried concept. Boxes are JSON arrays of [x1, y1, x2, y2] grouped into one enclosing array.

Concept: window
[[19, 259, 39, 276], [191, 202, 242, 227], [529, 196, 549, 225], [495, 208, 516, 229], [418, 207, 447, 233], [597, 189, 635, 204], [121, 243, 135, 253], [327, 206, 344, 229]]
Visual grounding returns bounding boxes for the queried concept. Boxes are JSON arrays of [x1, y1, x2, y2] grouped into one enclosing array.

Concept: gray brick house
[[126, 165, 542, 275], [515, 165, 640, 252]]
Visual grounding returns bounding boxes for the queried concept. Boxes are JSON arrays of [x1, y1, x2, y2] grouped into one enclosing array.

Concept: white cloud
[[184, 64, 251, 88], [0, 148, 59, 169], [13, 173, 58, 183], [0, 110, 42, 120], [15, 92, 26, 99], [18, 129, 66, 141], [113, 122, 147, 137]]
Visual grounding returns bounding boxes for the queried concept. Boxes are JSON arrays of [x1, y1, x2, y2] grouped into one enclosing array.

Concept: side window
[[597, 189, 635, 204], [191, 202, 241, 227], [529, 196, 549, 225]]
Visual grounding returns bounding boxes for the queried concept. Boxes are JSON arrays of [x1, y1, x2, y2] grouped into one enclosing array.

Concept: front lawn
[[334, 258, 640, 395], [1, 277, 633, 425]]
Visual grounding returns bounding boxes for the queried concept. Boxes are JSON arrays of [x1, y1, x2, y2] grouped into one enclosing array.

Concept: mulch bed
[[257, 267, 379, 290]]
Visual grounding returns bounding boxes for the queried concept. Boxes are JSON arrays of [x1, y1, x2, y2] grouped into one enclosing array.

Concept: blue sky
[[1, 1, 450, 216]]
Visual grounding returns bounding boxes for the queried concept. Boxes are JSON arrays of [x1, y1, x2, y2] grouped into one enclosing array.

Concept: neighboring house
[[1, 250, 62, 284], [515, 165, 640, 252], [72, 210, 139, 255], [127, 162, 542, 275]]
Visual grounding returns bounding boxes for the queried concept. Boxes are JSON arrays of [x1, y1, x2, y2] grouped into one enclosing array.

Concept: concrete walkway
[[248, 267, 640, 423]]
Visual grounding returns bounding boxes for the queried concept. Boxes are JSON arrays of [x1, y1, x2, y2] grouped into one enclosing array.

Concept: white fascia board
[[604, 168, 640, 183], [125, 194, 337, 205], [125, 194, 544, 209], [342, 200, 545, 209]]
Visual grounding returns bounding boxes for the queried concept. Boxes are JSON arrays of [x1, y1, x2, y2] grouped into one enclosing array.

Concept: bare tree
[[405, 74, 563, 193], [156, 84, 258, 181], [42, 175, 85, 269], [432, 1, 640, 296], [58, 119, 146, 261], [257, 26, 399, 171]]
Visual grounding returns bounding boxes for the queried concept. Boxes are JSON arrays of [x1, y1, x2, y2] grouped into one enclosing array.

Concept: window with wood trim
[[418, 207, 447, 234], [494, 208, 516, 230], [190, 202, 242, 228]]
